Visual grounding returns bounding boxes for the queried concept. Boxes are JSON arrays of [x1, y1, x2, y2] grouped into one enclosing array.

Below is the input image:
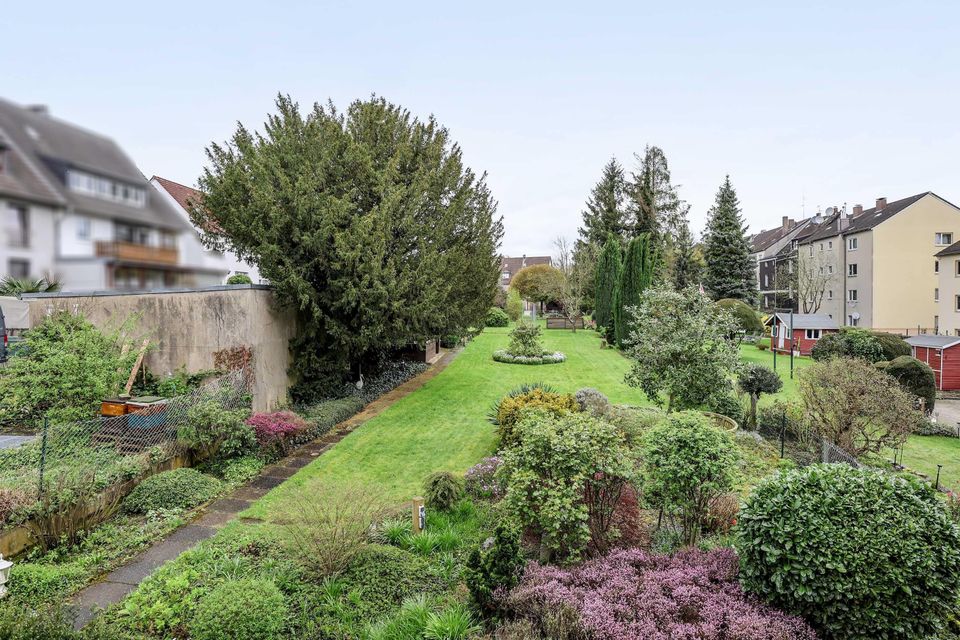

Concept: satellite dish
[[852, 312, 861, 320]]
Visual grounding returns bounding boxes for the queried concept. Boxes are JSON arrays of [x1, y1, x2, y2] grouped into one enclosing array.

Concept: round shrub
[[641, 412, 739, 545], [574, 387, 610, 417], [485, 307, 510, 327], [423, 471, 464, 510], [226, 273, 253, 285], [736, 464, 960, 639], [811, 328, 883, 362], [190, 578, 287, 640], [871, 331, 911, 361], [882, 355, 936, 412], [715, 298, 764, 334], [123, 468, 222, 514], [492, 386, 580, 447], [706, 390, 745, 427]]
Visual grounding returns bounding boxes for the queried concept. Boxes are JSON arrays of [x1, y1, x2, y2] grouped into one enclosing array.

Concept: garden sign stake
[[412, 496, 425, 534]]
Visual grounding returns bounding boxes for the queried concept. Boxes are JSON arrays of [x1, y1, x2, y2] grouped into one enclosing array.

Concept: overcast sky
[[6, 1, 958, 256]]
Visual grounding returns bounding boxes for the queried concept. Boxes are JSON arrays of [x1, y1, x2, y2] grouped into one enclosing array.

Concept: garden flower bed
[[492, 349, 566, 364]]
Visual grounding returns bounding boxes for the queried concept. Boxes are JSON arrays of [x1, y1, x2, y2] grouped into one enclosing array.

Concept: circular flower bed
[[492, 350, 566, 365]]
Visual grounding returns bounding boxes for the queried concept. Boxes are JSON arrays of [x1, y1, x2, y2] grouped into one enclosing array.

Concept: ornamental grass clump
[[736, 464, 960, 640], [506, 547, 817, 640]]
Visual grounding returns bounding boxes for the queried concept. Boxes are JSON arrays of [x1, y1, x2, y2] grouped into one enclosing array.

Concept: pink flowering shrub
[[464, 456, 505, 499], [507, 547, 817, 640], [246, 411, 310, 455]]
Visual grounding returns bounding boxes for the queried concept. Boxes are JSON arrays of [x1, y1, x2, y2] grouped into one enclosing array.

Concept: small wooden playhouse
[[764, 313, 839, 356]]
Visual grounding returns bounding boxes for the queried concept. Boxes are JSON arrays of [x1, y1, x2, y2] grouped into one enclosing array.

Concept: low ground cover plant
[[190, 578, 287, 640], [736, 464, 960, 639], [506, 547, 817, 640], [247, 410, 310, 456], [123, 468, 222, 514]]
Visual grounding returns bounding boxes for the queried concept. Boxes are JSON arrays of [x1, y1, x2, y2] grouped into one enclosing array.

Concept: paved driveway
[[933, 399, 960, 436], [0, 434, 34, 449]]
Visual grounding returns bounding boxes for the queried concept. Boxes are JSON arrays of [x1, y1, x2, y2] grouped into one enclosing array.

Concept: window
[[7, 259, 28, 279], [848, 314, 860, 327], [828, 241, 833, 249], [4, 203, 28, 248], [501, 271, 510, 281], [848, 237, 858, 250], [828, 290, 833, 300], [805, 329, 822, 340], [828, 265, 833, 274], [848, 264, 858, 277], [77, 216, 90, 240], [159, 231, 177, 249], [936, 232, 953, 246], [67, 170, 146, 207], [792, 240, 798, 250], [115, 223, 150, 245], [936, 288, 940, 302], [819, 266, 824, 275], [819, 243, 824, 251], [848, 289, 858, 302], [936, 260, 940, 274], [955, 295, 960, 312], [956, 260, 960, 277], [808, 246, 813, 257]]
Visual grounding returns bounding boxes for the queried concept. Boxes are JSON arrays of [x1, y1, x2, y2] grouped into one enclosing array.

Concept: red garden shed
[[905, 335, 960, 391], [764, 313, 839, 356]]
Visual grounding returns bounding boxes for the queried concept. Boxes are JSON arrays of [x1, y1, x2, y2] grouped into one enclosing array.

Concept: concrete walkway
[[0, 434, 34, 449], [69, 348, 460, 629]]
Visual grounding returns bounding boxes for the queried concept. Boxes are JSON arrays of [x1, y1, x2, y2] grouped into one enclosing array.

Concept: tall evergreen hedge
[[613, 234, 654, 347], [593, 234, 622, 336]]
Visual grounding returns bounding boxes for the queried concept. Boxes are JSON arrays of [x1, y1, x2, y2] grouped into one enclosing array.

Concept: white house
[[0, 97, 227, 291], [150, 176, 262, 284]]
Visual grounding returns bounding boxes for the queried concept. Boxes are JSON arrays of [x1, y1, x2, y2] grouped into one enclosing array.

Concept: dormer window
[[67, 169, 146, 207]]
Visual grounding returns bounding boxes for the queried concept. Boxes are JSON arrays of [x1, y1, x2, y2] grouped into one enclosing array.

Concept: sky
[[5, 1, 959, 257]]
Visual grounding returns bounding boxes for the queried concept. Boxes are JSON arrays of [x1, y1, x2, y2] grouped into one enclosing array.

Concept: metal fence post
[[779, 410, 786, 458], [38, 417, 49, 499]]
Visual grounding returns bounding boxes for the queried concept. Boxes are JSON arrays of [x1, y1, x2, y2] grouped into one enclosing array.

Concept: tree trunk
[[750, 393, 758, 429]]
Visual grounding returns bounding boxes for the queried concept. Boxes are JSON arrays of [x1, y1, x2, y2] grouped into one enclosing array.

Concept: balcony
[[95, 241, 178, 266]]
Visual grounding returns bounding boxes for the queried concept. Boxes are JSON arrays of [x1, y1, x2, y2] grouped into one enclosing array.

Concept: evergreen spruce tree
[[593, 234, 622, 337], [702, 176, 757, 302], [627, 146, 682, 280], [577, 158, 630, 248], [672, 217, 698, 289], [613, 233, 654, 347]]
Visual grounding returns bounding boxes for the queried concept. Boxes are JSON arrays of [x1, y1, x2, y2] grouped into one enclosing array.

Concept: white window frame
[[848, 237, 858, 250], [936, 260, 940, 274], [805, 329, 821, 340], [848, 289, 858, 302], [935, 288, 940, 302], [848, 263, 858, 277], [936, 232, 953, 246], [76, 215, 91, 240]]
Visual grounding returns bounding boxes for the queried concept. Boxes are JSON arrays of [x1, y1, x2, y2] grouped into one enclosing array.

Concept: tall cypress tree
[[578, 158, 630, 248], [614, 233, 654, 347], [703, 176, 757, 302], [593, 234, 622, 336], [672, 217, 698, 289]]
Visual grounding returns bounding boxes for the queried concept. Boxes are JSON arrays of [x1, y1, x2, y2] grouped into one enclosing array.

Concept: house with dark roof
[[150, 176, 260, 284], [751, 215, 828, 311], [0, 97, 224, 291], [499, 255, 551, 291], [796, 192, 960, 333], [764, 312, 839, 355]]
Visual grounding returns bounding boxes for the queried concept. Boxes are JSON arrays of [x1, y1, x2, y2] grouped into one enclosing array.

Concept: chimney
[[875, 197, 886, 211], [26, 104, 49, 116], [853, 204, 863, 217], [782, 216, 790, 229]]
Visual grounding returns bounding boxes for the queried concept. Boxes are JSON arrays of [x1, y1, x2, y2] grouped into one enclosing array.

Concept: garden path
[[68, 348, 461, 629]]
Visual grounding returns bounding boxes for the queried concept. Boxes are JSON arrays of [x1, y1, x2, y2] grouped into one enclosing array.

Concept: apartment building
[[797, 192, 960, 333], [751, 215, 825, 311], [933, 241, 960, 336], [0, 98, 224, 291]]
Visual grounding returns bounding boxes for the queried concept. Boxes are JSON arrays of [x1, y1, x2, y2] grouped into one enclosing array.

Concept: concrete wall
[[24, 286, 295, 410]]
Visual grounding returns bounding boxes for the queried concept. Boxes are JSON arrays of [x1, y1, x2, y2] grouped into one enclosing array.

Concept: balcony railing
[[95, 241, 178, 266]]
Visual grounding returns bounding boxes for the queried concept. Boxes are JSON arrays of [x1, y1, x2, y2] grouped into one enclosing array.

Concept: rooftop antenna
[[801, 192, 806, 218]]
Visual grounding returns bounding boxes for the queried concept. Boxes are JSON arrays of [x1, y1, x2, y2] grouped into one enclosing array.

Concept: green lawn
[[897, 436, 960, 492], [738, 343, 811, 404], [248, 326, 655, 517]]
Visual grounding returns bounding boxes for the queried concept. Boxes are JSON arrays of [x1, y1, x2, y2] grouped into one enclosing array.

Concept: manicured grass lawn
[[896, 435, 960, 492], [248, 326, 654, 516]]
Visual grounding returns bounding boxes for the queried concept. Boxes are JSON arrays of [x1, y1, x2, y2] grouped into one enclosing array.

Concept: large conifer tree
[[578, 158, 630, 248], [614, 233, 654, 346], [672, 217, 699, 289], [702, 176, 757, 302], [593, 234, 622, 336]]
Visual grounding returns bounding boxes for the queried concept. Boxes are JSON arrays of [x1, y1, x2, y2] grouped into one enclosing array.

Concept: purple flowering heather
[[464, 456, 505, 499], [507, 547, 817, 640]]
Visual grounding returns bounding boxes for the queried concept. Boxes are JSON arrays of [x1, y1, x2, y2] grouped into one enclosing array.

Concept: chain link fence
[[0, 369, 249, 527]]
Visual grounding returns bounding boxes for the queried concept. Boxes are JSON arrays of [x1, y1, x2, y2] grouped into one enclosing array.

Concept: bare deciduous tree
[[554, 236, 590, 332], [778, 252, 834, 313]]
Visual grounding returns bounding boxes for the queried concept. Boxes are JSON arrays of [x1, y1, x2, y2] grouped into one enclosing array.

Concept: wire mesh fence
[[0, 369, 249, 526]]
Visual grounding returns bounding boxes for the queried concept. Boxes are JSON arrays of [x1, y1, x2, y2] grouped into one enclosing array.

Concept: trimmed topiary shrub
[[871, 331, 911, 361], [190, 578, 287, 640], [423, 471, 464, 510], [716, 298, 764, 334], [736, 464, 960, 640], [491, 386, 580, 447], [811, 327, 883, 362], [123, 468, 221, 514], [641, 411, 739, 545], [485, 307, 510, 327], [226, 273, 253, 285], [881, 355, 936, 413]]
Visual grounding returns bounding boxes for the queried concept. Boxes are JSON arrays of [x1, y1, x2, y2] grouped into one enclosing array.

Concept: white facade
[[0, 198, 57, 282]]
